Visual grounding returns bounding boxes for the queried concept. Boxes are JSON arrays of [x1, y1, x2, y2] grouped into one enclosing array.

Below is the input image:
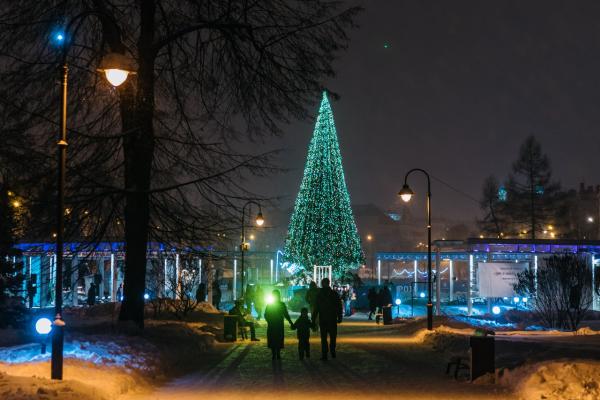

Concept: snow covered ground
[[1, 307, 600, 399]]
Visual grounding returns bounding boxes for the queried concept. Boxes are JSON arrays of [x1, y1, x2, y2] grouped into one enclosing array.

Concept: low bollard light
[[35, 317, 52, 354]]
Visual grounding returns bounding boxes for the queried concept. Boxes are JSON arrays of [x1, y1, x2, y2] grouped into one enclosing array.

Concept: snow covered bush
[[514, 254, 592, 331]]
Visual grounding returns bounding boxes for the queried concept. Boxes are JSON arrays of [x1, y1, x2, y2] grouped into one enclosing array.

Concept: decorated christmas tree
[[283, 92, 363, 280]]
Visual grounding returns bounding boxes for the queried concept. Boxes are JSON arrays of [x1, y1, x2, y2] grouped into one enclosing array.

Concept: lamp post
[[240, 201, 264, 299], [398, 168, 433, 331], [52, 14, 134, 380], [366, 234, 374, 280]]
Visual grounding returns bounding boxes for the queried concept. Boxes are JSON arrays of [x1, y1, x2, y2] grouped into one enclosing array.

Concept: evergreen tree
[[0, 180, 27, 328], [284, 93, 363, 280], [505, 136, 563, 239], [478, 175, 507, 238]]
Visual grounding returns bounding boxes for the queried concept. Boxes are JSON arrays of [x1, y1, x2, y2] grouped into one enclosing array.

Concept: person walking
[[312, 278, 343, 361], [264, 289, 293, 360], [292, 307, 312, 360], [367, 287, 377, 320]]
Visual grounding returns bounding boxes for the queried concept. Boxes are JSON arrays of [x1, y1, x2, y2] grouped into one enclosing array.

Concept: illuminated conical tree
[[284, 92, 363, 279]]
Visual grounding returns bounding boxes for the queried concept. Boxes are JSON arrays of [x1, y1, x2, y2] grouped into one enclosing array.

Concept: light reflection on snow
[[0, 340, 156, 371]]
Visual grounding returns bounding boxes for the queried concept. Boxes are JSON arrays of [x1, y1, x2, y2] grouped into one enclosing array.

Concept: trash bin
[[469, 334, 495, 381], [223, 315, 238, 342], [382, 305, 392, 325]]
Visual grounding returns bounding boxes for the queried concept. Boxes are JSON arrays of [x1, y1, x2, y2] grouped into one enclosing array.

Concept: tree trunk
[[118, 0, 156, 328]]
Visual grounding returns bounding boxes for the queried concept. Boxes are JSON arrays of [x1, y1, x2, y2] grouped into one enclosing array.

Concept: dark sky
[[253, 1, 600, 223]]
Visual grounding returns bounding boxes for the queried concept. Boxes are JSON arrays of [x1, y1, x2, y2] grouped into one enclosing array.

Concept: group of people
[[366, 285, 393, 320], [230, 278, 344, 362]]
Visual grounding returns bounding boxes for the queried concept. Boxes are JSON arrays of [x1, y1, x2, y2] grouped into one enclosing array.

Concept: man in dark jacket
[[312, 278, 343, 361]]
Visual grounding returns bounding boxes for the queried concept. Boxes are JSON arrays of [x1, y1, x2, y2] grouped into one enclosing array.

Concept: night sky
[[253, 1, 600, 223]]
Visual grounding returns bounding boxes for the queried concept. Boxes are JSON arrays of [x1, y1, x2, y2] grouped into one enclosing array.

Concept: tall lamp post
[[240, 201, 264, 299], [52, 14, 134, 380], [366, 234, 374, 279], [398, 168, 433, 331]]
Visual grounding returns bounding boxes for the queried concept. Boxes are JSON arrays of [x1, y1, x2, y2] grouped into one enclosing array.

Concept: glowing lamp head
[[265, 293, 275, 305], [144, 293, 150, 300], [56, 33, 64, 42], [103, 69, 129, 87], [398, 184, 414, 203], [35, 317, 52, 335], [492, 306, 501, 315], [513, 296, 520, 303], [97, 52, 136, 87], [395, 299, 401, 305], [255, 211, 265, 226], [522, 297, 528, 303], [419, 292, 425, 298]]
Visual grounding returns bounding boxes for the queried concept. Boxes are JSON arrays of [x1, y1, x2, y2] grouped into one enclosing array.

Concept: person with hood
[[312, 278, 343, 361], [264, 289, 293, 360]]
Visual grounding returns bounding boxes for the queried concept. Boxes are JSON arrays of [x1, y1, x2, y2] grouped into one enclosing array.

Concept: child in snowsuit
[[292, 307, 312, 360]]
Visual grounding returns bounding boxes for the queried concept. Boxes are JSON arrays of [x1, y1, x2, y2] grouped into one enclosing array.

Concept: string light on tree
[[284, 92, 364, 279]]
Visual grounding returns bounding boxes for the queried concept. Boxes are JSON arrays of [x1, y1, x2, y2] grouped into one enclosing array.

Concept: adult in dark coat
[[367, 287, 377, 320], [312, 278, 343, 360], [87, 283, 96, 306], [382, 286, 393, 307], [264, 289, 293, 360]]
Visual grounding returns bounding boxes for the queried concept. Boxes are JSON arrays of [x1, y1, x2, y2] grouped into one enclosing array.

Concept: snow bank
[[0, 338, 160, 372], [0, 370, 101, 400], [499, 360, 600, 400]]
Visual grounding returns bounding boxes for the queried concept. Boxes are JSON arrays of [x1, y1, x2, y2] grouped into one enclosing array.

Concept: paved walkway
[[126, 315, 512, 400]]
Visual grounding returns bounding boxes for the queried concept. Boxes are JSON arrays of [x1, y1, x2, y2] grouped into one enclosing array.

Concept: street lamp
[[240, 201, 264, 299], [399, 168, 433, 331], [52, 13, 135, 380]]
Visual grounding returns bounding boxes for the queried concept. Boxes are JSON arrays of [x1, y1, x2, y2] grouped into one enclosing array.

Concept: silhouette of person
[[312, 278, 343, 360], [292, 307, 311, 360], [87, 282, 96, 306], [116, 283, 123, 302], [229, 299, 260, 341], [264, 289, 293, 360]]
